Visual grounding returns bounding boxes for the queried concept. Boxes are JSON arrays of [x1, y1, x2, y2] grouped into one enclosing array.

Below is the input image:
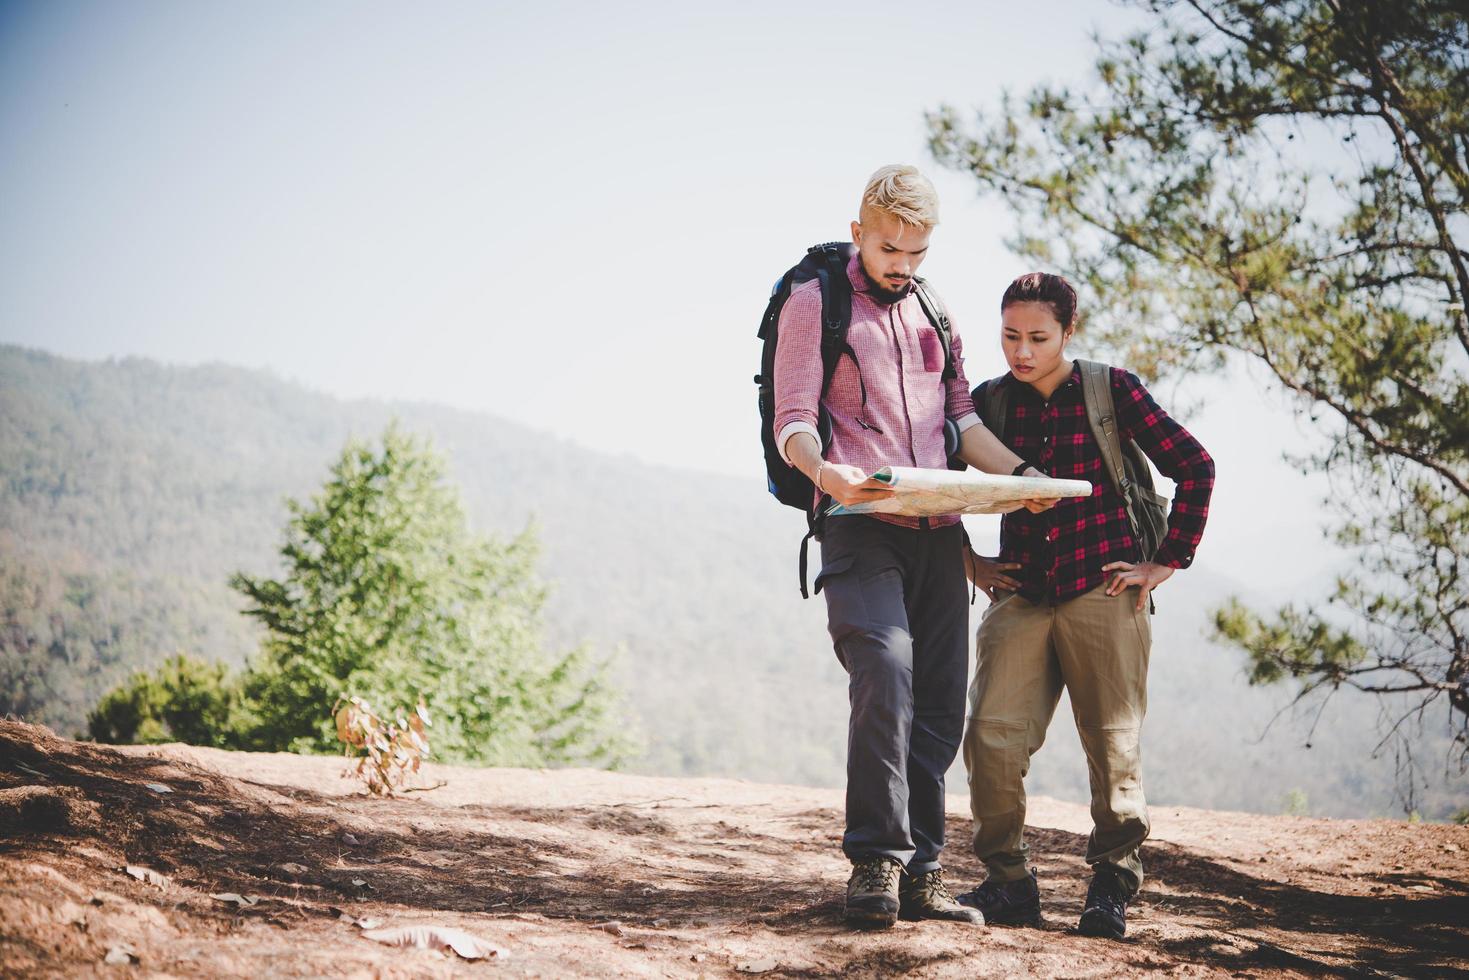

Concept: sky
[[0, 0, 1347, 592]]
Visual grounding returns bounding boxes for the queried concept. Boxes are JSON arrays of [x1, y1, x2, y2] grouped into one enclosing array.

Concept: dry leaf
[[362, 925, 508, 960], [143, 782, 172, 794], [104, 945, 138, 965], [210, 892, 258, 908], [124, 865, 171, 888], [333, 907, 381, 927], [593, 920, 625, 936], [737, 959, 779, 974], [279, 862, 308, 875]]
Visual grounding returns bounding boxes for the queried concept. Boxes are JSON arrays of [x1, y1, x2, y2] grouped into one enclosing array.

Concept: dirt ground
[[1, 720, 1465, 978]]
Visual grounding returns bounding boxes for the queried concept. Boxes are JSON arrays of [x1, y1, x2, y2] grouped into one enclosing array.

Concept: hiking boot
[[1078, 866, 1132, 939], [845, 857, 901, 928], [899, 868, 984, 924], [955, 869, 1041, 927]]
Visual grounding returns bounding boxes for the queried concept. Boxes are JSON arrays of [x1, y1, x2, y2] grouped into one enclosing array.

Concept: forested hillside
[[1, 344, 1461, 819]]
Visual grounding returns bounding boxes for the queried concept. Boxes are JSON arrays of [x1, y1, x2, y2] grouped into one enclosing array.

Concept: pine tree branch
[[1320, 0, 1469, 355], [1240, 291, 1469, 498], [1176, 0, 1367, 93]]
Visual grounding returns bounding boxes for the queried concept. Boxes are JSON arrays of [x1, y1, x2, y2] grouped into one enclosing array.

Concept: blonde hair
[[860, 165, 940, 228]]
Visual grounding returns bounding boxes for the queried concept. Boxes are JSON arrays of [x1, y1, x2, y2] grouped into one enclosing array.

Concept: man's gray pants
[[814, 515, 968, 874]]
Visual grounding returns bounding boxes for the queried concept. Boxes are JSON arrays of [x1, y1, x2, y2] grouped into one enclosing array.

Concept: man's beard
[[859, 263, 912, 305]]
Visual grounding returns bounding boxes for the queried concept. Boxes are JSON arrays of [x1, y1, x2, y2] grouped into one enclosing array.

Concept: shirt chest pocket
[[918, 327, 943, 373]]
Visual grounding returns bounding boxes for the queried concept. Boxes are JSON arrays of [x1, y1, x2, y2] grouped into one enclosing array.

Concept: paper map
[[826, 466, 1093, 518]]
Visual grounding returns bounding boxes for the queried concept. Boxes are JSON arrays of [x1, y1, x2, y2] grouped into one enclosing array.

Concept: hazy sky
[[1, 0, 1346, 591]]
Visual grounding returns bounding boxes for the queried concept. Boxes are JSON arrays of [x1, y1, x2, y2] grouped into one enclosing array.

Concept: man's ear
[[850, 219, 863, 246]]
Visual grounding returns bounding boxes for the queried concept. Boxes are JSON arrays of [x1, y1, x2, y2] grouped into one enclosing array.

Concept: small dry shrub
[[332, 696, 432, 796]]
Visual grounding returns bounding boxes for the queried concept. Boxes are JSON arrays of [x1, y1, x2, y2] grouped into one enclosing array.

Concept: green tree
[[87, 653, 237, 747], [229, 423, 635, 766], [928, 1, 1467, 766]]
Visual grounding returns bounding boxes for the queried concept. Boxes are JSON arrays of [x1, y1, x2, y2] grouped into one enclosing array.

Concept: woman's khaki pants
[[963, 583, 1152, 894]]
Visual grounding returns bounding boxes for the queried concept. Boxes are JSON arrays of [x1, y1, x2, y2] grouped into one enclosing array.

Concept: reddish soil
[[1, 720, 1466, 977]]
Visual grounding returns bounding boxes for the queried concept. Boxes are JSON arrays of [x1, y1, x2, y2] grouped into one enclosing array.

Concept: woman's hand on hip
[[965, 549, 1023, 602], [1101, 560, 1174, 610]]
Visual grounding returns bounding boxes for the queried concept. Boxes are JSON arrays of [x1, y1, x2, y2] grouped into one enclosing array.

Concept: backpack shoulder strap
[[912, 279, 956, 381], [1078, 359, 1126, 496], [1078, 358, 1143, 535], [814, 247, 854, 399], [973, 375, 1011, 443]]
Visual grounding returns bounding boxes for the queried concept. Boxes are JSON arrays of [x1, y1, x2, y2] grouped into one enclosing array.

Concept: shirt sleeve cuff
[[776, 421, 821, 466], [1151, 541, 1191, 569], [952, 411, 981, 434]]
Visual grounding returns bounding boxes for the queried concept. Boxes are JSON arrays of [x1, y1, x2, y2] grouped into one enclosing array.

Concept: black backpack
[[973, 359, 1170, 562], [754, 241, 960, 596]]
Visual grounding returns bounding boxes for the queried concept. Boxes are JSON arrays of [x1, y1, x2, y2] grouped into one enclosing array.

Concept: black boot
[[1078, 866, 1132, 939], [955, 869, 1041, 927]]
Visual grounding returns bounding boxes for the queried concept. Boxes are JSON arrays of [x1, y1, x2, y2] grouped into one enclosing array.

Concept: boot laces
[[854, 858, 899, 892], [912, 868, 954, 903], [1087, 872, 1128, 916], [966, 875, 1006, 903]]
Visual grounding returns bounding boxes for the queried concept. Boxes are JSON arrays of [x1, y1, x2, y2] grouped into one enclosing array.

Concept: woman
[[955, 272, 1215, 939]]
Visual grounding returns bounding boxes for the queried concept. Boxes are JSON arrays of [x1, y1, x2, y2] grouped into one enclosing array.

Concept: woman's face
[[1001, 301, 1073, 386]]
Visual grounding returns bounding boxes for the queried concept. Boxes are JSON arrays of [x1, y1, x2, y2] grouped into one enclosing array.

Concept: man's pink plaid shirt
[[772, 254, 981, 529]]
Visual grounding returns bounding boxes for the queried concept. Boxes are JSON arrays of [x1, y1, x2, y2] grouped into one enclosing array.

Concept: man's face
[[850, 209, 931, 300]]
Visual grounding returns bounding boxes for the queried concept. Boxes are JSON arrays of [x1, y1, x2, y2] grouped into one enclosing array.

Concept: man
[[957, 272, 1216, 939], [772, 165, 1053, 929]]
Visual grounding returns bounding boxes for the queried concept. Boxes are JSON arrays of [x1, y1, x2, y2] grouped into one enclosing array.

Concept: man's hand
[[1102, 560, 1175, 610], [1018, 466, 1061, 514], [820, 462, 896, 509], [964, 549, 1022, 602], [783, 432, 895, 510]]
